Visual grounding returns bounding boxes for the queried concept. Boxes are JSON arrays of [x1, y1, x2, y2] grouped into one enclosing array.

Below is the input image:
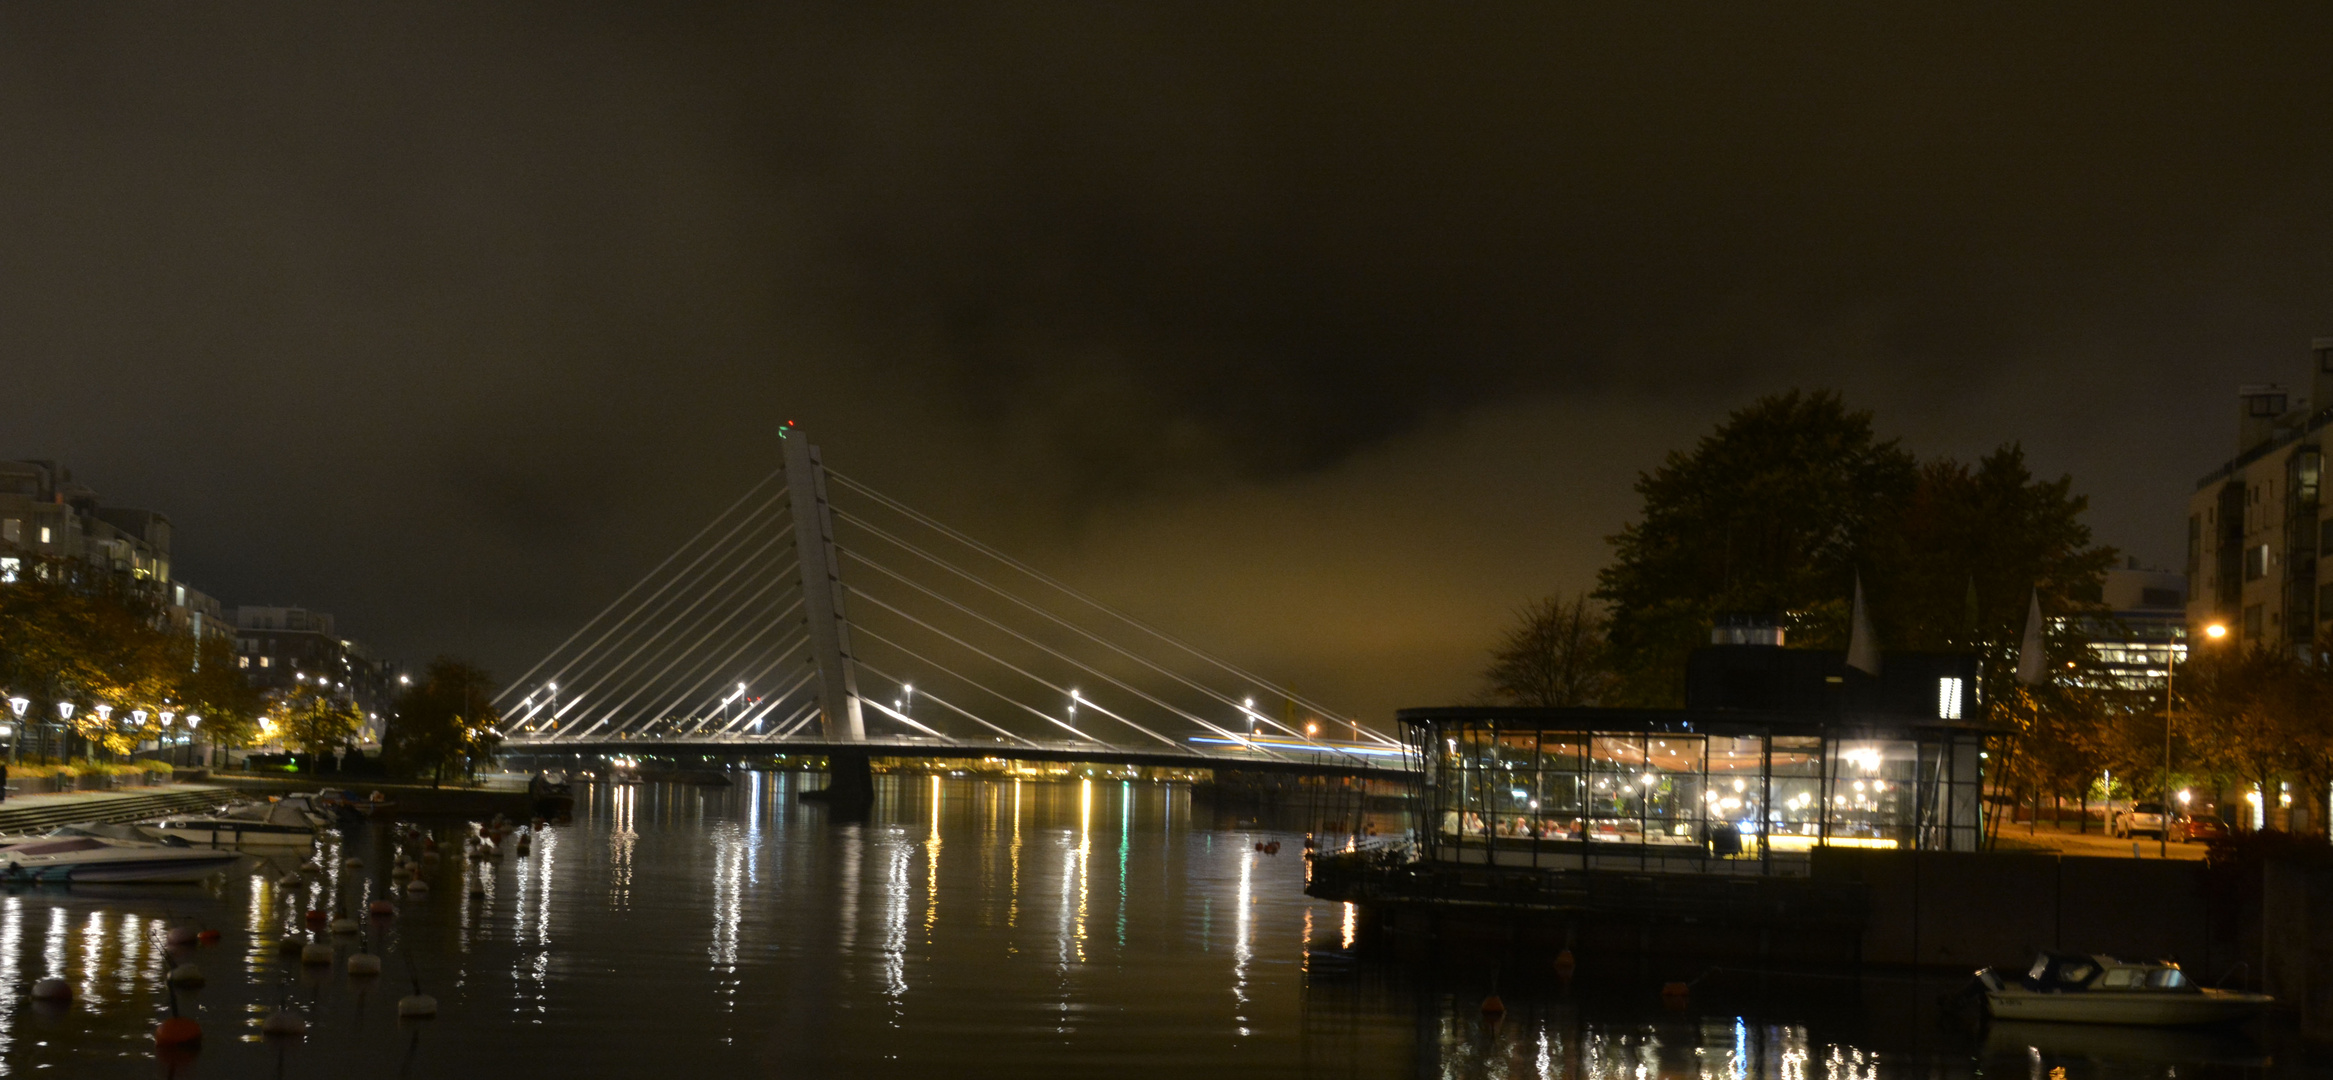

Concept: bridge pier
[[799, 750, 875, 817]]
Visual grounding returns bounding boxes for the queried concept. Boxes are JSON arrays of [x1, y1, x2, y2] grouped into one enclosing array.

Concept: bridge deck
[[498, 736, 1412, 780]]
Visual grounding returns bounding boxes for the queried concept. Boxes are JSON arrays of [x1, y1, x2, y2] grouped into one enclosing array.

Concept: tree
[[1596, 392, 2118, 709], [272, 684, 364, 755], [1597, 391, 1919, 705], [1866, 446, 2120, 705], [1480, 592, 1613, 706], [386, 657, 503, 786], [0, 565, 263, 760], [2180, 641, 2333, 834], [172, 635, 265, 753]]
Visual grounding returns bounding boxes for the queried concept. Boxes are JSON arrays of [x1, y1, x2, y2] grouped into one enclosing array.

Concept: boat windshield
[[2023, 953, 2101, 990], [2149, 968, 2190, 990]]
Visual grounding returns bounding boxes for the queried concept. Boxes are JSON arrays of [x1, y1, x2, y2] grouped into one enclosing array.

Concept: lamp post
[[185, 715, 202, 768], [53, 701, 73, 764], [2167, 621, 2231, 856], [5, 697, 26, 764]]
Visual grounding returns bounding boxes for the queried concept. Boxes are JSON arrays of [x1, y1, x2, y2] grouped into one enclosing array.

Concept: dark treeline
[[1482, 392, 2325, 835]]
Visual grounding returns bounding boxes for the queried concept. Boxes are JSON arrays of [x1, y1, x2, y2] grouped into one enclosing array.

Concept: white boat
[[0, 825, 246, 883], [1980, 953, 2274, 1026], [145, 797, 328, 850]]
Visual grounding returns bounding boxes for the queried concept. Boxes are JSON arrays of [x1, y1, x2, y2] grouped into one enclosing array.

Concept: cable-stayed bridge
[[492, 426, 1408, 780]]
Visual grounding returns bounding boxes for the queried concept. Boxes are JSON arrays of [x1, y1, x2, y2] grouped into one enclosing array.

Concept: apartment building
[[0, 459, 231, 646], [2187, 338, 2333, 650]]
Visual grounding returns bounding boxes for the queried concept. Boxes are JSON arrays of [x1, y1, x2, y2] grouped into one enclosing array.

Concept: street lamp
[[2165, 621, 2230, 856], [5, 697, 25, 764]]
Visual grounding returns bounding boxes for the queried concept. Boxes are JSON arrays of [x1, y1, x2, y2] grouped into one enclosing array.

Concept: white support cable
[[746, 690, 820, 741], [731, 659, 822, 736], [539, 529, 797, 727], [499, 485, 790, 706], [712, 658, 817, 738], [833, 507, 1396, 749], [837, 551, 1278, 758], [665, 621, 809, 736], [533, 521, 796, 728], [834, 591, 1105, 746], [495, 470, 785, 705], [771, 699, 823, 739], [544, 547, 798, 731], [1050, 691, 1195, 756], [698, 633, 810, 736], [663, 620, 809, 736], [577, 583, 801, 743], [552, 569, 800, 741], [828, 469, 1382, 742], [850, 653, 1040, 747], [563, 571, 799, 741], [857, 695, 947, 739]]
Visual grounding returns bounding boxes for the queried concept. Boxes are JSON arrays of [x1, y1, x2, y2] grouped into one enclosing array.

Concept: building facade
[[1405, 643, 1986, 878], [232, 605, 398, 744], [2082, 560, 2190, 691], [2187, 338, 2333, 652], [0, 459, 231, 647]]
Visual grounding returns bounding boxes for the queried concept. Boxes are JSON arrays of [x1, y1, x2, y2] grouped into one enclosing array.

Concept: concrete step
[[0, 784, 237, 836]]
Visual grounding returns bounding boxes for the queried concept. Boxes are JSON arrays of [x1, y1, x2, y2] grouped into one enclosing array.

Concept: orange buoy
[[1661, 981, 1690, 1009], [369, 899, 397, 918], [154, 1016, 202, 1047], [1480, 993, 1506, 1016], [1553, 949, 1576, 978], [304, 909, 327, 927], [195, 929, 221, 945]]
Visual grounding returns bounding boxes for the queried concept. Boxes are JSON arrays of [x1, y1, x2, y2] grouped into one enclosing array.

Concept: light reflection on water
[[0, 774, 2289, 1078]]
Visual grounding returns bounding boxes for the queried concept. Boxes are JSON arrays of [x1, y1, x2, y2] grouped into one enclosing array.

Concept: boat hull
[[1986, 989, 2273, 1025], [3, 853, 246, 884], [147, 822, 317, 850]]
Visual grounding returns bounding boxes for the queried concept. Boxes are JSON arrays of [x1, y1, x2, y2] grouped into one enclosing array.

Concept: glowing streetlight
[[55, 701, 74, 721], [128, 708, 147, 728], [5, 697, 25, 719], [2205, 623, 2228, 640], [93, 704, 112, 724]]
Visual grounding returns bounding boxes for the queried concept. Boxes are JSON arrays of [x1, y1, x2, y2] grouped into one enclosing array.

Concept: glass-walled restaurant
[[1401, 708, 1985, 876]]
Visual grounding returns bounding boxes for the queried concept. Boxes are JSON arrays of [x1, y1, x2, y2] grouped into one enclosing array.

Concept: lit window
[[1937, 677, 1964, 720], [37, 526, 50, 544], [238, 656, 250, 669], [0, 557, 14, 584], [259, 656, 272, 668]]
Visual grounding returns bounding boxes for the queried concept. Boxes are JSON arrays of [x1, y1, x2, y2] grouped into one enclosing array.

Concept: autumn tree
[[0, 564, 263, 759], [270, 684, 365, 755], [385, 657, 503, 786], [1480, 592, 1614, 706]]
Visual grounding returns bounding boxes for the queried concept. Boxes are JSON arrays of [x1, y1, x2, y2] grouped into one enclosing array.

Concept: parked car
[[2169, 810, 2228, 844], [2110, 801, 2170, 839]]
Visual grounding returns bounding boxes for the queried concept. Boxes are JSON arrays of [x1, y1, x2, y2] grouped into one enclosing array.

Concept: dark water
[[0, 775, 2295, 1078]]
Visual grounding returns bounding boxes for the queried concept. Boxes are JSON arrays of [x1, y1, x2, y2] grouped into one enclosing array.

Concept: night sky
[[4, 6, 2330, 720]]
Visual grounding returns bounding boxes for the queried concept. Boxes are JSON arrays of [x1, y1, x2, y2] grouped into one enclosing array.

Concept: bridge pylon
[[783, 425, 866, 742]]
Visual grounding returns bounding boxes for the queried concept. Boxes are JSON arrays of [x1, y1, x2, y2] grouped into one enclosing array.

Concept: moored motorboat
[[0, 825, 247, 883], [1978, 953, 2273, 1026], [145, 798, 327, 849]]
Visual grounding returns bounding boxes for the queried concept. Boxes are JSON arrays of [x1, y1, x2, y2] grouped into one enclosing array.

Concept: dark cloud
[[2, 4, 2330, 716]]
